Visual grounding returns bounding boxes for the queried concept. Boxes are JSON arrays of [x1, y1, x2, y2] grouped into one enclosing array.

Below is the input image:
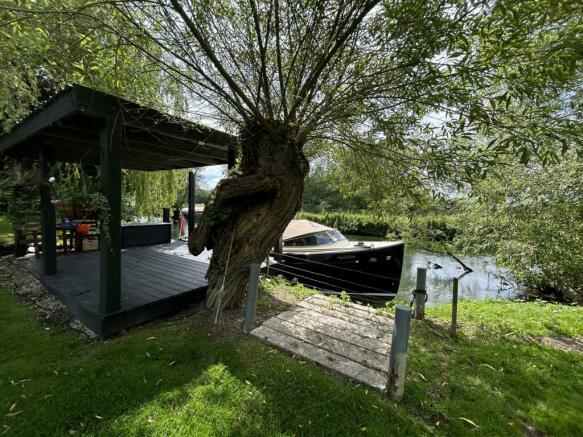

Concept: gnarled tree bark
[[189, 119, 309, 310]]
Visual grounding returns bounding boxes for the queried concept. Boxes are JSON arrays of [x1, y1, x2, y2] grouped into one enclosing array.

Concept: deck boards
[[22, 241, 208, 336], [250, 294, 393, 391]]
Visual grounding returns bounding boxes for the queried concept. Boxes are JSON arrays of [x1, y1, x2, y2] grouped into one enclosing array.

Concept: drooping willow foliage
[[0, 1, 199, 221], [123, 169, 189, 219]]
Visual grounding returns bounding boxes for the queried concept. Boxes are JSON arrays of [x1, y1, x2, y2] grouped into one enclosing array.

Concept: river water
[[344, 235, 518, 306]]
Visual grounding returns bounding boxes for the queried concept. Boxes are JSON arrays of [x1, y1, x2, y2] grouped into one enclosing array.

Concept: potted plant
[[51, 165, 111, 242]]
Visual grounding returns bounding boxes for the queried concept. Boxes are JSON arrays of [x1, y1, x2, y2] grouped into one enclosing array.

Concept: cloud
[[200, 165, 227, 188]]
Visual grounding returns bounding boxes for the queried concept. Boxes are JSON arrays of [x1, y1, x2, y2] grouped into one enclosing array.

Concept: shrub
[[295, 210, 463, 245]]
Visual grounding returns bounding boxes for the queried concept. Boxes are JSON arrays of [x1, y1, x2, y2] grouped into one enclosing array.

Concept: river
[[344, 235, 518, 306]]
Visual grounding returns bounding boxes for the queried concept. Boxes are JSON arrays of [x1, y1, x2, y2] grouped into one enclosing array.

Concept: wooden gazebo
[[0, 84, 237, 336]]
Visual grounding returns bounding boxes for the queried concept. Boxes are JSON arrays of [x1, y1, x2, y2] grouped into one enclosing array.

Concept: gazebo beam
[[99, 114, 122, 314], [39, 146, 57, 275], [41, 130, 228, 163]]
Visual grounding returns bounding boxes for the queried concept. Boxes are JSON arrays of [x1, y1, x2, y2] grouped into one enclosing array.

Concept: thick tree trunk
[[188, 120, 309, 310]]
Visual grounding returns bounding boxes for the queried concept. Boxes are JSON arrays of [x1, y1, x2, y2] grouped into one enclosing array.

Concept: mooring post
[[265, 253, 270, 276], [414, 267, 427, 320], [388, 304, 412, 401], [451, 277, 459, 335], [243, 263, 261, 334], [273, 236, 283, 263]]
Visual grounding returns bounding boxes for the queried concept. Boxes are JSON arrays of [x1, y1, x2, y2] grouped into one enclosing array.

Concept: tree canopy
[[1, 0, 581, 308], [0, 0, 194, 219]]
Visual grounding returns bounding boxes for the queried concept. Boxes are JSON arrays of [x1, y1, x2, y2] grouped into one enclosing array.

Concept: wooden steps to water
[[250, 294, 393, 391]]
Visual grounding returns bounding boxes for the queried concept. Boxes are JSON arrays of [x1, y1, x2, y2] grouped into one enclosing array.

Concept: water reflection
[[343, 234, 517, 306], [398, 248, 517, 306]]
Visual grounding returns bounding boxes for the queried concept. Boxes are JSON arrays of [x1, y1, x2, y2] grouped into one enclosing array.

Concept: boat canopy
[[283, 219, 334, 241]]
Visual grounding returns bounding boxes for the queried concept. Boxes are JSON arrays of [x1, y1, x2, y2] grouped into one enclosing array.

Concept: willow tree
[[8, 0, 581, 309], [0, 0, 189, 220]]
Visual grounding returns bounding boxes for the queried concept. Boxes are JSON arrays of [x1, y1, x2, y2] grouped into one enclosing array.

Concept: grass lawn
[[1, 287, 583, 436], [0, 217, 13, 245]]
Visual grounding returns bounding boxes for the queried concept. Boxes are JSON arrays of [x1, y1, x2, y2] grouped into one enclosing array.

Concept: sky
[[199, 165, 226, 189]]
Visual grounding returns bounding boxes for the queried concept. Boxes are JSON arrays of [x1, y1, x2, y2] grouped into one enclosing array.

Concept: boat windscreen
[[328, 229, 346, 242], [284, 229, 347, 247]]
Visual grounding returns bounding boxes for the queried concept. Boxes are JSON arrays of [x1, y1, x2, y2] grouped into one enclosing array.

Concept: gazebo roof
[[0, 84, 237, 171]]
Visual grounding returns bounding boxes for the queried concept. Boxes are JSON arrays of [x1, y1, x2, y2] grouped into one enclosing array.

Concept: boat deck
[[250, 294, 393, 391], [21, 241, 211, 337]]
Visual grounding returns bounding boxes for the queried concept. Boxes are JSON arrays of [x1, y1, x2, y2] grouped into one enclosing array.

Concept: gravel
[[0, 255, 97, 339]]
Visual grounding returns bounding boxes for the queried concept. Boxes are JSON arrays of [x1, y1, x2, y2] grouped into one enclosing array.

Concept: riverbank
[[296, 210, 460, 241], [1, 280, 582, 436]]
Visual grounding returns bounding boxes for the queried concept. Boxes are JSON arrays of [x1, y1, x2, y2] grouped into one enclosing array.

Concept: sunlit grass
[[428, 299, 583, 337]]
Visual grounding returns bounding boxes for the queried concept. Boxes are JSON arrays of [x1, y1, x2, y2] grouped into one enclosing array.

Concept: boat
[[269, 219, 404, 301]]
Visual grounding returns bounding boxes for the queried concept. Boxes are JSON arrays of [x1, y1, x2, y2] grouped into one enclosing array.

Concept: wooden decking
[[250, 294, 393, 391], [21, 241, 210, 337]]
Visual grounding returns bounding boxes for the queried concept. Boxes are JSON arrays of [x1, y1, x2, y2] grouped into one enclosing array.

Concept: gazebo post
[[99, 114, 122, 314], [227, 147, 236, 170], [39, 147, 57, 275], [188, 170, 195, 235]]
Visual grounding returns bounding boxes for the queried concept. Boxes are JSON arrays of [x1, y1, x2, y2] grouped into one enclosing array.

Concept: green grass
[[0, 216, 13, 245], [428, 299, 583, 337], [1, 290, 582, 436]]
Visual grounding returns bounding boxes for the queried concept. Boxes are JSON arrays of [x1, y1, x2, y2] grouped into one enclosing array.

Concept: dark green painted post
[[414, 267, 427, 320], [188, 171, 195, 235], [451, 277, 459, 335], [227, 147, 236, 170], [39, 147, 57, 275], [273, 236, 283, 262], [99, 114, 122, 314]]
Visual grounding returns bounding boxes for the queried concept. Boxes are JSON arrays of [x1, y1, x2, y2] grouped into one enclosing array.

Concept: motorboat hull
[[269, 242, 404, 301]]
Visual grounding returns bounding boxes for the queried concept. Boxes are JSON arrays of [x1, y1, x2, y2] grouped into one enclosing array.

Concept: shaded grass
[[1, 290, 582, 436]]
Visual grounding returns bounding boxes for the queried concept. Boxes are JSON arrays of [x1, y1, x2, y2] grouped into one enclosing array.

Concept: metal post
[[414, 267, 427, 320], [451, 277, 459, 335], [39, 147, 57, 275], [188, 171, 195, 235], [273, 236, 283, 262], [162, 208, 170, 223], [388, 305, 412, 401], [265, 254, 270, 275], [243, 263, 261, 334]]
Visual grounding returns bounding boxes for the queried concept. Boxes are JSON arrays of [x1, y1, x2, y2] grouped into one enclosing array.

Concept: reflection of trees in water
[[399, 249, 517, 305]]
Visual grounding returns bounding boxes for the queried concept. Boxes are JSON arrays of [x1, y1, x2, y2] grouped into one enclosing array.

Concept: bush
[[456, 156, 583, 303], [295, 211, 396, 237], [295, 210, 463, 245]]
